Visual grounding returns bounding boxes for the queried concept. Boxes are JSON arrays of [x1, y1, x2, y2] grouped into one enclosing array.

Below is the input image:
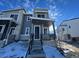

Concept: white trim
[[27, 16, 30, 21], [9, 27, 15, 35], [34, 25, 40, 40], [30, 17, 51, 21], [0, 25, 5, 33], [25, 27, 30, 36], [10, 13, 19, 22], [43, 27, 48, 34]]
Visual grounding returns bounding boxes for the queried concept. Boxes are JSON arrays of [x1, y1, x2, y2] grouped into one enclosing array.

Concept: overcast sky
[[0, 0, 79, 27]]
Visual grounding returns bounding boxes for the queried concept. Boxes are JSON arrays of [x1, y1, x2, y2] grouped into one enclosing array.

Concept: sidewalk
[[0, 41, 29, 58]]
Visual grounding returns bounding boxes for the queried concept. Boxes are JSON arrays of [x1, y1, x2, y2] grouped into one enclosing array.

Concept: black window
[[27, 16, 30, 21], [10, 14, 18, 20], [69, 26, 71, 28], [62, 28, 65, 31], [37, 14, 45, 18], [0, 26, 2, 32]]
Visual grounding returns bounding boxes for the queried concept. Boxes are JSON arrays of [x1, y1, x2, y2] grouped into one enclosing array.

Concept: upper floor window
[[37, 14, 45, 18], [9, 27, 15, 35], [69, 25, 71, 28], [27, 16, 30, 21], [43, 27, 48, 35], [62, 28, 65, 31], [25, 27, 30, 35], [10, 14, 18, 20]]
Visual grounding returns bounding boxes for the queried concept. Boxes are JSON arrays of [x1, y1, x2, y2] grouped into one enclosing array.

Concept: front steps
[[26, 40, 46, 58]]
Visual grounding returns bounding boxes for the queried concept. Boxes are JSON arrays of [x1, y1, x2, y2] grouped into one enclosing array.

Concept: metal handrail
[[26, 33, 34, 57]]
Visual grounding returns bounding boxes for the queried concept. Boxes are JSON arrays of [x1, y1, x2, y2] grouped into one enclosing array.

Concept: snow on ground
[[0, 41, 28, 58], [43, 45, 64, 58]]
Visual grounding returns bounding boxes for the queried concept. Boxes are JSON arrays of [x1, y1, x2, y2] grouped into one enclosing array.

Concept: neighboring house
[[0, 8, 53, 47], [20, 8, 53, 41], [0, 9, 26, 47], [57, 17, 79, 42]]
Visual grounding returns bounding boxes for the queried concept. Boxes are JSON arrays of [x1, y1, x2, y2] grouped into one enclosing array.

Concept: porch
[[0, 18, 17, 47], [30, 17, 53, 40]]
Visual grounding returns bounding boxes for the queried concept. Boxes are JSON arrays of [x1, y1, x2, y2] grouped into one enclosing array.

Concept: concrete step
[[27, 54, 46, 58]]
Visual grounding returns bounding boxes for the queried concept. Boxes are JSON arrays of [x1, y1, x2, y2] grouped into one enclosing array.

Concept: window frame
[[10, 14, 18, 21], [37, 14, 45, 18], [9, 27, 15, 35], [25, 27, 30, 36], [27, 16, 30, 21], [43, 27, 48, 35], [0, 25, 5, 33]]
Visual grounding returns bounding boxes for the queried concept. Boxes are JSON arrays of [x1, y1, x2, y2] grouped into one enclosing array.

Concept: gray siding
[[20, 14, 32, 40], [21, 14, 31, 34]]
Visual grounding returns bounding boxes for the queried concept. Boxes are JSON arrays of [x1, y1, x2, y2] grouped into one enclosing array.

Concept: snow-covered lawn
[[0, 41, 28, 58], [43, 45, 64, 58]]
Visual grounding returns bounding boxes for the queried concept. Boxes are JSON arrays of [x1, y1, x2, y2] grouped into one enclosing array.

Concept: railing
[[26, 33, 34, 57]]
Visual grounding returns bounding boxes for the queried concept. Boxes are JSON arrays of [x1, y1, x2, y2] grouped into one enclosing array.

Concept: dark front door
[[34, 26, 40, 40]]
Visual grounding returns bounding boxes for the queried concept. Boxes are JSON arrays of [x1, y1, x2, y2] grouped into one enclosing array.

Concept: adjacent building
[[57, 18, 79, 42]]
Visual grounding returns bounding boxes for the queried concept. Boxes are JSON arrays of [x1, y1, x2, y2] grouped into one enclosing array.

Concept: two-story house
[[0, 8, 53, 47]]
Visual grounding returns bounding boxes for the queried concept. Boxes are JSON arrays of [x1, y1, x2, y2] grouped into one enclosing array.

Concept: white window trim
[[10, 13, 18, 22], [0, 25, 5, 33], [27, 16, 30, 21], [25, 27, 30, 36], [9, 27, 15, 35], [43, 27, 48, 34], [34, 25, 41, 40], [37, 14, 46, 18]]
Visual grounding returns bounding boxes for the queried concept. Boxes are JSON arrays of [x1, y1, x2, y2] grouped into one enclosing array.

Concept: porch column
[[5, 20, 12, 44], [52, 21, 56, 40]]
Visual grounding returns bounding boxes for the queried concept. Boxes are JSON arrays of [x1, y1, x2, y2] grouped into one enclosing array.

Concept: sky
[[0, 0, 79, 29]]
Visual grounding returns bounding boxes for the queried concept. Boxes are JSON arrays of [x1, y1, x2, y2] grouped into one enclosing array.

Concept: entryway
[[34, 25, 40, 40]]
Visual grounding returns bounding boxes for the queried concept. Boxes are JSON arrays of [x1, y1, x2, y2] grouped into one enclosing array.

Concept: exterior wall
[[0, 10, 26, 41], [32, 23, 50, 40], [34, 9, 49, 18], [20, 14, 32, 40], [57, 18, 79, 41], [34, 12, 49, 18], [14, 10, 26, 40]]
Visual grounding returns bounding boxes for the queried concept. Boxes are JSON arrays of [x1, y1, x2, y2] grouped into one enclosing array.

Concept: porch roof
[[0, 18, 18, 26], [30, 17, 53, 26], [30, 17, 52, 21]]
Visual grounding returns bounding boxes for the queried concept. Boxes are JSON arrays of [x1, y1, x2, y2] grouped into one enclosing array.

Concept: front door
[[34, 25, 40, 40]]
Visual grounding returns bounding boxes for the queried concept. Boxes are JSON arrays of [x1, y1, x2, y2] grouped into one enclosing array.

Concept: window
[[27, 16, 30, 21], [62, 28, 65, 31], [9, 27, 15, 35], [44, 27, 48, 34], [0, 26, 2, 32], [10, 14, 18, 20], [69, 26, 71, 28], [37, 14, 45, 18], [0, 25, 5, 33], [25, 27, 30, 35]]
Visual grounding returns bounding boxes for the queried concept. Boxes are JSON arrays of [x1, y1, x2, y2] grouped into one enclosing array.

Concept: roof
[[59, 17, 79, 27], [30, 17, 52, 21], [0, 18, 17, 24], [0, 8, 26, 13], [34, 8, 48, 13]]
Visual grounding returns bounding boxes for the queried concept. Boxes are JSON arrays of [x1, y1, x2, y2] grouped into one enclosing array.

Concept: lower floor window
[[25, 27, 30, 35], [44, 27, 48, 35], [9, 27, 15, 35]]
